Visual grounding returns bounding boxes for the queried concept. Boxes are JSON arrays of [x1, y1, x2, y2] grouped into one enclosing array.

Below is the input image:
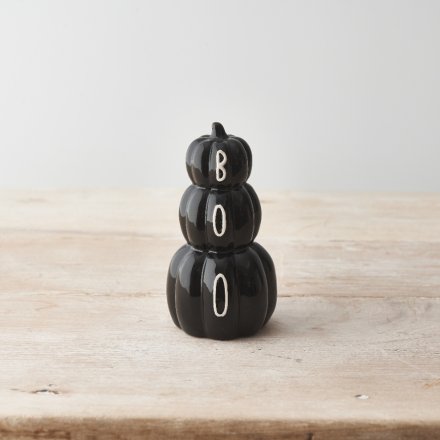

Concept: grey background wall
[[0, 0, 439, 191]]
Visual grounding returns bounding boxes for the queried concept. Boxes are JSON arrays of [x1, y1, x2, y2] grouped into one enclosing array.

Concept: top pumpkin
[[186, 122, 253, 188]]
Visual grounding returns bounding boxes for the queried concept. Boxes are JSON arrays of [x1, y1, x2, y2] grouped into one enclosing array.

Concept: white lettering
[[213, 273, 228, 317], [213, 204, 226, 237], [216, 150, 227, 182]]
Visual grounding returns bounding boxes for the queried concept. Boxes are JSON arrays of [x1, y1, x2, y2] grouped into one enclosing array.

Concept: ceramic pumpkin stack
[[167, 122, 277, 340]]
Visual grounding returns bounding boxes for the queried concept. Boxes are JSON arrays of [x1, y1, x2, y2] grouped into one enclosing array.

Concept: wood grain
[[0, 190, 439, 439]]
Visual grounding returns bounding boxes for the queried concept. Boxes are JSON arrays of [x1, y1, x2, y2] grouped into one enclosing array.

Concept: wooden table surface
[[0, 190, 439, 439]]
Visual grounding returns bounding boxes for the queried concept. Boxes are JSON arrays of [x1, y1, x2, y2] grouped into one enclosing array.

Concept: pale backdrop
[[0, 0, 439, 190]]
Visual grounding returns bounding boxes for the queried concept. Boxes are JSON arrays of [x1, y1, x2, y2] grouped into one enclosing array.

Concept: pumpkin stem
[[211, 122, 228, 138]]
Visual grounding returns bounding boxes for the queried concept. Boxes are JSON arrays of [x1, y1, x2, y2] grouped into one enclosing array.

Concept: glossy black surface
[[167, 243, 277, 340], [167, 122, 277, 340], [179, 183, 261, 251], [186, 122, 252, 188]]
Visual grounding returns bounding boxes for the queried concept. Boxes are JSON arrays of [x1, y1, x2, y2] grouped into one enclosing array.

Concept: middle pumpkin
[[179, 183, 262, 251]]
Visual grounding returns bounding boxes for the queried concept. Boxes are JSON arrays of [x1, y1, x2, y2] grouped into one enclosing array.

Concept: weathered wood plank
[[1, 234, 439, 298], [0, 190, 439, 438], [0, 190, 439, 241], [0, 294, 439, 421], [1, 418, 440, 440]]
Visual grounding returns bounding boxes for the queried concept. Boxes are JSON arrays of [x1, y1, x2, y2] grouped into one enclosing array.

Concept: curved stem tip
[[211, 122, 227, 138]]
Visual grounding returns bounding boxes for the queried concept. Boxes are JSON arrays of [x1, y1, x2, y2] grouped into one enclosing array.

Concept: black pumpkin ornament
[[179, 183, 261, 251], [167, 122, 277, 340], [186, 122, 253, 188]]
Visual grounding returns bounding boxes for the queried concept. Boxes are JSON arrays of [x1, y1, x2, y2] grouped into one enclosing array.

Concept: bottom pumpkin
[[167, 243, 277, 340]]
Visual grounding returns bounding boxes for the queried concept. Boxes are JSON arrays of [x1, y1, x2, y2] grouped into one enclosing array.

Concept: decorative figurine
[[167, 122, 277, 340]]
